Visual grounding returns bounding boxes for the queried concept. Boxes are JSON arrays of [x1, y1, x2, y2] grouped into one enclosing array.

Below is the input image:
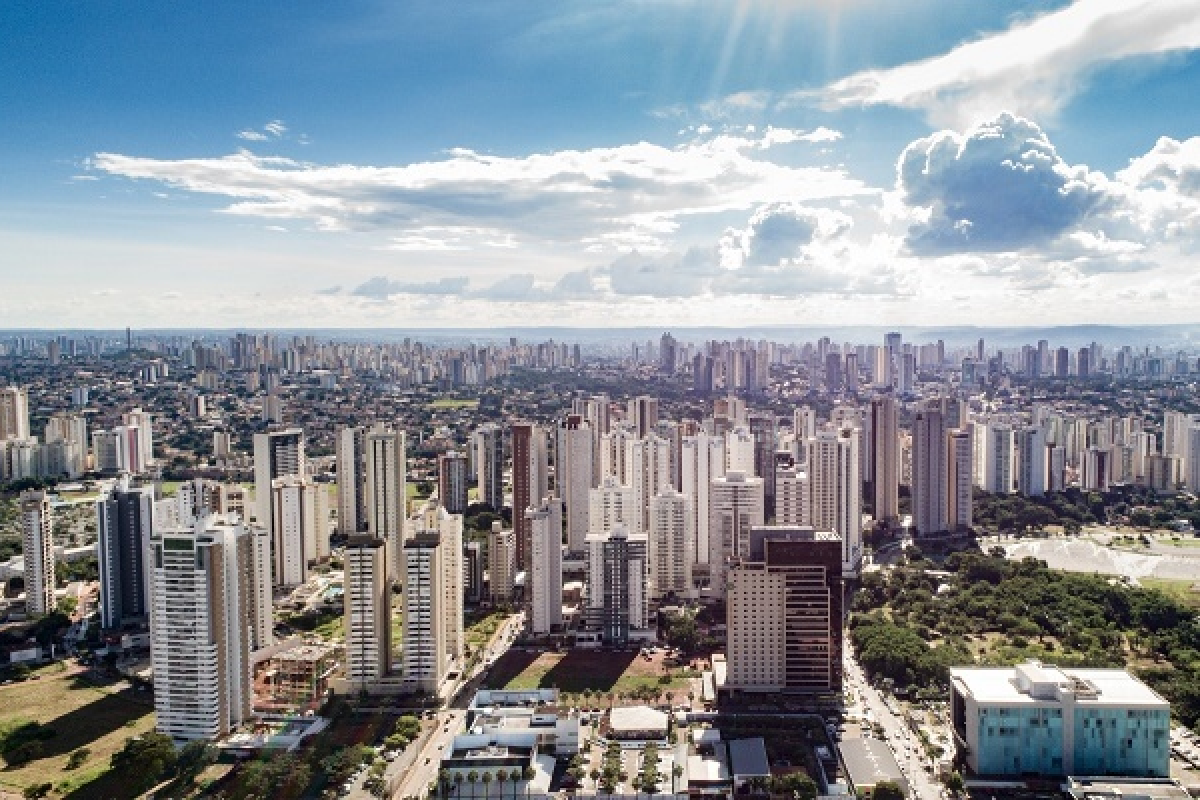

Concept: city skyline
[[4, 1, 1200, 328]]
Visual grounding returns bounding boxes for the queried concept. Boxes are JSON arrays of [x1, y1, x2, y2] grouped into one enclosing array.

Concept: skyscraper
[[336, 426, 368, 535], [270, 476, 327, 588], [474, 423, 504, 511], [947, 430, 973, 531], [410, 499, 464, 666], [511, 422, 548, 571], [344, 535, 391, 689], [628, 395, 659, 439], [586, 524, 648, 646], [149, 516, 257, 742], [912, 407, 948, 536], [364, 423, 406, 582], [870, 395, 899, 527], [527, 498, 563, 635], [97, 476, 153, 629], [681, 432, 725, 575], [708, 471, 765, 593], [726, 528, 842, 695], [438, 450, 469, 514], [19, 490, 55, 615], [402, 533, 447, 693], [648, 488, 693, 598], [0, 387, 30, 441], [488, 522, 516, 605], [748, 413, 778, 518], [557, 415, 594, 552], [253, 428, 305, 532], [805, 427, 863, 578]]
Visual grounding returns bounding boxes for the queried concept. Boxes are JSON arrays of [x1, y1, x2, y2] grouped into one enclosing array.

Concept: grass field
[[484, 649, 689, 696], [428, 398, 479, 410], [465, 611, 510, 652], [1141, 577, 1200, 608], [0, 663, 155, 797]]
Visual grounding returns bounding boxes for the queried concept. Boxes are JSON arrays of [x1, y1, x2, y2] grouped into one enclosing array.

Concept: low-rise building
[[468, 689, 580, 754], [950, 660, 1170, 778]]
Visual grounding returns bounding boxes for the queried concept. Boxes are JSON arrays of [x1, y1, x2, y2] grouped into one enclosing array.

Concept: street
[[844, 639, 946, 800]]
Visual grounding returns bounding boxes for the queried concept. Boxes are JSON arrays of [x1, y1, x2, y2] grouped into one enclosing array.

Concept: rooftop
[[727, 737, 770, 778], [950, 661, 1168, 707], [840, 738, 906, 790]]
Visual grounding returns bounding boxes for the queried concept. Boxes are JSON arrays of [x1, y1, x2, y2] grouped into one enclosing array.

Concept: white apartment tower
[[648, 488, 693, 598], [149, 516, 256, 742], [336, 426, 368, 534], [775, 462, 809, 526], [870, 396, 899, 525], [626, 434, 671, 533], [402, 533, 447, 693], [912, 407, 948, 536], [488, 522, 516, 605], [681, 432, 725, 572], [410, 499, 464, 665], [19, 490, 55, 615], [343, 536, 391, 688], [804, 428, 863, 578], [253, 428, 305, 530], [527, 498, 564, 634], [947, 430, 974, 531], [588, 477, 636, 536], [556, 416, 594, 552], [708, 471, 765, 593], [0, 387, 30, 441], [365, 423, 407, 582], [271, 476, 327, 588]]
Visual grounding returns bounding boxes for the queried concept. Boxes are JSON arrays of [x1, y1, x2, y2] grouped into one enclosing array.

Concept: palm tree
[[522, 766, 536, 799], [509, 769, 520, 798], [482, 770, 494, 800], [439, 769, 452, 799], [467, 770, 479, 799], [454, 772, 465, 796]]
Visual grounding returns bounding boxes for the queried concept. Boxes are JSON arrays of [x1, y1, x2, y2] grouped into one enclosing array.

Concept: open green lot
[[0, 663, 155, 798], [427, 398, 479, 410], [1141, 577, 1200, 609]]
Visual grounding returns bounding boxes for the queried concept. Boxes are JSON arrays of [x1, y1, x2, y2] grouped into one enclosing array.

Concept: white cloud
[[807, 0, 1200, 127], [91, 131, 871, 251], [236, 130, 270, 142], [263, 120, 287, 137], [896, 113, 1107, 253], [236, 120, 289, 142]]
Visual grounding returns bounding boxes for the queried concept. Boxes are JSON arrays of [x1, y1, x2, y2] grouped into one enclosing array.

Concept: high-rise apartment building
[[97, 476, 153, 629], [725, 528, 842, 695], [511, 422, 548, 571], [410, 499, 464, 666], [586, 524, 649, 646], [626, 434, 671, 533], [527, 498, 563, 634], [628, 395, 659, 439], [438, 451, 469, 514], [556, 415, 594, 552], [401, 533, 447, 693], [253, 428, 305, 531], [271, 476, 327, 588], [44, 412, 87, 477], [648, 488, 692, 598], [681, 432, 725, 575], [775, 458, 808, 526], [708, 471, 765, 593], [474, 423, 505, 511], [0, 387, 30, 441], [947, 430, 973, 532], [19, 490, 55, 615], [870, 396, 899, 526], [804, 427, 862, 578], [912, 407, 948, 536], [364, 423, 406, 582], [488, 522, 516, 605], [981, 422, 1016, 494], [122, 407, 155, 468], [343, 535, 391, 689], [335, 426, 368, 534], [149, 516, 257, 742], [749, 413, 778, 518]]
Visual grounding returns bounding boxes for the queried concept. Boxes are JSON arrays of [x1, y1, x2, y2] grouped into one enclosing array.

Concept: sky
[[3, 0, 1200, 329]]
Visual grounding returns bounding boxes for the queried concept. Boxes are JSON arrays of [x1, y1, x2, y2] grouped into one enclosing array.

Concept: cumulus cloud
[[808, 0, 1200, 127], [897, 113, 1106, 253], [350, 271, 600, 303], [722, 203, 852, 267], [606, 248, 718, 297], [1119, 136, 1200, 195], [91, 131, 869, 252]]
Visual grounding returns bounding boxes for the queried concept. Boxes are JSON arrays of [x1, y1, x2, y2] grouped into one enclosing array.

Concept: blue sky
[[3, 0, 1200, 328]]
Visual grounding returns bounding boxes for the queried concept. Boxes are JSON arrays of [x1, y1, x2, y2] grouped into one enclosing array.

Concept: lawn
[[465, 611, 511, 652], [485, 649, 689, 696], [0, 663, 155, 797], [428, 398, 479, 410], [1140, 578, 1200, 609]]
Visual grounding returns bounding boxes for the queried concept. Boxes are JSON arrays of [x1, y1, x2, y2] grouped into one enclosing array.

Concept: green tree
[[111, 732, 178, 793], [873, 780, 906, 800]]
